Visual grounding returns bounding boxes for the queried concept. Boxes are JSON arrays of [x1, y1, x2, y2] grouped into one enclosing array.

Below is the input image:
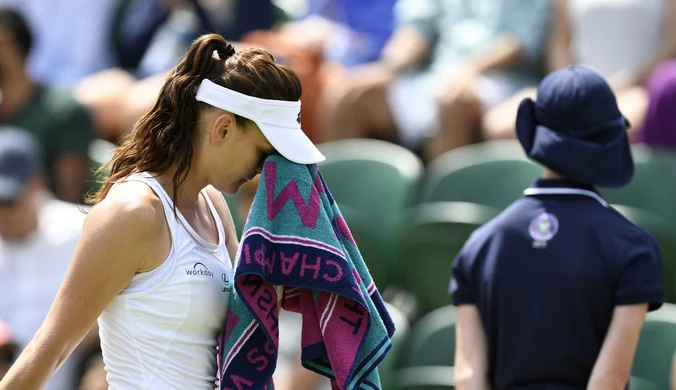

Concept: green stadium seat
[[612, 205, 676, 303], [628, 376, 661, 390], [393, 366, 455, 390], [631, 303, 676, 389], [380, 302, 411, 390], [419, 140, 542, 209], [403, 305, 458, 368], [396, 202, 500, 313], [318, 139, 424, 289], [601, 145, 676, 225], [338, 204, 386, 287]]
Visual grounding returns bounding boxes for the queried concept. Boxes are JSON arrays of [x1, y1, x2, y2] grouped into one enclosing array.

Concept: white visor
[[196, 79, 325, 164]]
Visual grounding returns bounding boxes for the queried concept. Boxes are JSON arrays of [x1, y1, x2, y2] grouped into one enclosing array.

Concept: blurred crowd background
[[1, 0, 676, 389]]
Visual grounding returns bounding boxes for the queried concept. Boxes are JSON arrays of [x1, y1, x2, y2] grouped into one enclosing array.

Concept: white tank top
[[98, 172, 233, 389]]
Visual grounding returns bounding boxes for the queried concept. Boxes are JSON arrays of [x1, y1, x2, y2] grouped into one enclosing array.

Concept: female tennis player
[[0, 33, 324, 389], [450, 66, 663, 389]]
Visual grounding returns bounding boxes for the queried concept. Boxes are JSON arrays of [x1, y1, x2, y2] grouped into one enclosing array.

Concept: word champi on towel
[[217, 154, 395, 390]]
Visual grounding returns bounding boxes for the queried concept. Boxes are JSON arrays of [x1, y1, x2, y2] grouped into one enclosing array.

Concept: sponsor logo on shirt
[[221, 272, 232, 293], [185, 262, 214, 278], [529, 212, 559, 249]]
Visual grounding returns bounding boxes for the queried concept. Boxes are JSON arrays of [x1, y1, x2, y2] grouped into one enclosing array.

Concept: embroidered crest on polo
[[529, 212, 559, 248]]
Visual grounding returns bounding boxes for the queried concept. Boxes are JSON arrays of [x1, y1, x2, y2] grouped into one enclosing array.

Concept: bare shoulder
[[87, 181, 166, 237]]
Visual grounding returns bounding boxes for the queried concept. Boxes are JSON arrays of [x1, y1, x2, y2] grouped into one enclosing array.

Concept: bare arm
[[54, 154, 90, 203], [380, 26, 433, 74], [461, 34, 524, 76], [587, 304, 648, 390], [455, 305, 490, 390], [613, 0, 676, 88], [547, 0, 572, 73], [0, 186, 165, 389]]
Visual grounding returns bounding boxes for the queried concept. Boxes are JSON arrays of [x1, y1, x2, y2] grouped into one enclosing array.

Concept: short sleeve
[[615, 234, 664, 311], [393, 0, 440, 41], [450, 249, 475, 305], [497, 0, 553, 61], [55, 102, 95, 156]]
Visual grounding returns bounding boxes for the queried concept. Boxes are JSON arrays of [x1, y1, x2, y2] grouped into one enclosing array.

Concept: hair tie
[[217, 42, 236, 60]]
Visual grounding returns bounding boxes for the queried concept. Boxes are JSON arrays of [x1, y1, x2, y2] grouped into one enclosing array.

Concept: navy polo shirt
[[449, 179, 664, 390]]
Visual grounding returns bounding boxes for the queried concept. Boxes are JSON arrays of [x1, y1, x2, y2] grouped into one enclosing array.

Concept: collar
[[524, 179, 608, 207], [530, 179, 597, 191]]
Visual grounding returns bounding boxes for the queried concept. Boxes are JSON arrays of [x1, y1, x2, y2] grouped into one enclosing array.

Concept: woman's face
[[201, 111, 276, 195]]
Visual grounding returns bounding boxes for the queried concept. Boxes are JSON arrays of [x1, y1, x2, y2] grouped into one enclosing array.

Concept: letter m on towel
[[265, 162, 323, 228]]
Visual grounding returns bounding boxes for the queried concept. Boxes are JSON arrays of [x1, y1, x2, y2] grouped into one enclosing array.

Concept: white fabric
[[195, 79, 325, 164], [98, 172, 233, 390], [0, 196, 87, 390], [523, 187, 609, 207], [387, 70, 519, 148], [568, 0, 666, 80]]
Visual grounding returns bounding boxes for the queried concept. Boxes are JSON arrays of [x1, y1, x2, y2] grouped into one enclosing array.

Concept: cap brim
[[258, 124, 325, 164], [0, 176, 24, 203], [515, 97, 537, 155]]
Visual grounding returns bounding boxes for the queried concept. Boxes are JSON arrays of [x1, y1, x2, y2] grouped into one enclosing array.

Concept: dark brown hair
[[0, 8, 32, 56], [86, 34, 302, 206]]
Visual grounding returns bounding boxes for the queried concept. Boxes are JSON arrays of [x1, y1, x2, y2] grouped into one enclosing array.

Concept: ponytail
[[87, 33, 303, 207], [86, 34, 234, 206]]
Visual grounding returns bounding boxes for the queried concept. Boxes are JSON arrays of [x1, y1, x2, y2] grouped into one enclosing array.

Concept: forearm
[[380, 26, 432, 74], [0, 337, 67, 389], [455, 305, 491, 390], [463, 34, 524, 75], [547, 42, 571, 73], [587, 375, 627, 390], [455, 374, 491, 390], [587, 304, 647, 390]]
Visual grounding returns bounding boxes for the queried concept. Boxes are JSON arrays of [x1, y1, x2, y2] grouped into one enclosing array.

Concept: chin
[[220, 181, 242, 196]]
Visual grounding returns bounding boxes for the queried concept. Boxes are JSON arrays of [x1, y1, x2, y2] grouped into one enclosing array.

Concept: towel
[[217, 154, 395, 390]]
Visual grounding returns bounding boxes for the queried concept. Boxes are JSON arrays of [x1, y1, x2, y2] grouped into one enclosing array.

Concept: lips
[[239, 171, 259, 185]]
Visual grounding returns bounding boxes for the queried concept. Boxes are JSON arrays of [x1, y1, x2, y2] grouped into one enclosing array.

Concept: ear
[[209, 112, 236, 144]]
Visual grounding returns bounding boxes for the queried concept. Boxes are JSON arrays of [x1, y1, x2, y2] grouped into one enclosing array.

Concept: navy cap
[[0, 127, 41, 202], [516, 66, 634, 187]]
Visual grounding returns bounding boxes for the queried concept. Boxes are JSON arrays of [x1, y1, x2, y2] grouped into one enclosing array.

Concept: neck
[[0, 70, 35, 120], [154, 165, 208, 210], [542, 168, 567, 180]]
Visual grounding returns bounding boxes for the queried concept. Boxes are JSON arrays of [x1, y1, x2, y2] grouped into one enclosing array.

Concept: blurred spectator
[[0, 321, 17, 381], [482, 0, 676, 143], [0, 128, 97, 390], [74, 0, 280, 142], [0, 8, 95, 203], [243, 0, 397, 143], [0, 0, 118, 89], [246, 0, 396, 68], [321, 0, 552, 162], [639, 60, 676, 148]]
